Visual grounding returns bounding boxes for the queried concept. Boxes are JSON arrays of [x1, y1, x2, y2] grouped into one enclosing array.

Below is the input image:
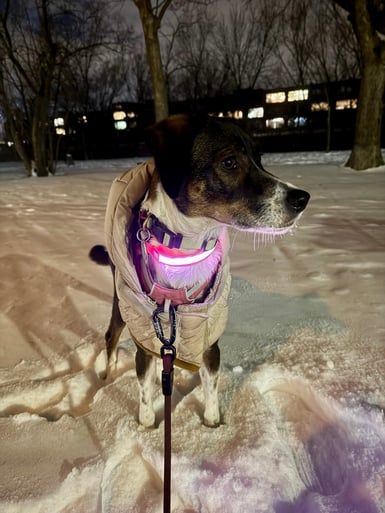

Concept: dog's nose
[[285, 188, 310, 213]]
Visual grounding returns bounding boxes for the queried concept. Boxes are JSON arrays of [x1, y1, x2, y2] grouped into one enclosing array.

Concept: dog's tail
[[89, 245, 110, 266]]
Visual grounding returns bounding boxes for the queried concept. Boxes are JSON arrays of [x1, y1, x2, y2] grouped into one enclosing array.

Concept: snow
[[0, 152, 384, 513]]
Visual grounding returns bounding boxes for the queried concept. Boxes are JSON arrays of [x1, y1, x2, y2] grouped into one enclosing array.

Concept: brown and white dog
[[90, 114, 310, 428]]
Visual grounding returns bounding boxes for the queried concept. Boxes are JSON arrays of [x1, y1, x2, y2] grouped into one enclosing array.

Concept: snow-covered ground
[[0, 152, 384, 513]]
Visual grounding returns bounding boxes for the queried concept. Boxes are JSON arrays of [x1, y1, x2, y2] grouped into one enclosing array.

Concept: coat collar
[[138, 211, 218, 252]]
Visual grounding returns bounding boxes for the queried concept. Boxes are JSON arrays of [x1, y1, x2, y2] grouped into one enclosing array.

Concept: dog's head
[[145, 114, 310, 235]]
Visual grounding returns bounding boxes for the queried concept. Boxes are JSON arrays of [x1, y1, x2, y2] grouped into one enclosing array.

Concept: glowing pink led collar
[[145, 242, 216, 266]]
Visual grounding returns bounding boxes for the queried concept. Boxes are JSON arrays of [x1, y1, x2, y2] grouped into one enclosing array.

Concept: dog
[[89, 114, 310, 428]]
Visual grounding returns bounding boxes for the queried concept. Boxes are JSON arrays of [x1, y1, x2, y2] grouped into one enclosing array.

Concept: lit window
[[248, 107, 264, 119], [336, 99, 357, 110], [287, 89, 309, 102], [127, 111, 136, 118], [55, 127, 66, 135], [288, 117, 307, 128], [221, 110, 243, 119], [114, 120, 127, 130], [311, 102, 329, 111], [265, 117, 285, 129], [54, 117, 64, 127], [113, 111, 126, 121], [266, 91, 286, 103]]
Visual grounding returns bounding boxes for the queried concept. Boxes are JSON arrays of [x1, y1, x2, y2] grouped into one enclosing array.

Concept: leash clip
[[152, 304, 177, 397], [152, 304, 177, 347]]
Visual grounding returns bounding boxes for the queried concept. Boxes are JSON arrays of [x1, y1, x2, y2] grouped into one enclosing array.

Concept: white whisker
[[230, 230, 238, 253]]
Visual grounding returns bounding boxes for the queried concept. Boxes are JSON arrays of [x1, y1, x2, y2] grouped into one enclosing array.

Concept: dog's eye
[[221, 156, 239, 171]]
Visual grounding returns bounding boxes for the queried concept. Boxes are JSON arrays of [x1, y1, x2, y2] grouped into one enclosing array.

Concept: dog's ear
[[144, 114, 197, 198]]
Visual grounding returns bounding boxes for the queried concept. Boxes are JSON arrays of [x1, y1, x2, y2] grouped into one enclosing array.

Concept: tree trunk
[[345, 0, 385, 170], [346, 61, 385, 169], [0, 71, 32, 175], [142, 17, 169, 121], [30, 58, 55, 176], [324, 84, 332, 153], [31, 96, 52, 176], [134, 1, 169, 122], [6, 113, 33, 175]]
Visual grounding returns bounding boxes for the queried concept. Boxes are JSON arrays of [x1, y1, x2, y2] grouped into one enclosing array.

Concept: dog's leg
[[136, 346, 157, 428], [200, 341, 221, 427], [105, 288, 125, 368]]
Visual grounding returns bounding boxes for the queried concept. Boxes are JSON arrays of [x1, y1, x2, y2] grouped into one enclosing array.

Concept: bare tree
[[307, 1, 360, 151], [215, 0, 281, 91], [125, 47, 153, 103], [309, 2, 359, 83], [0, 0, 59, 176], [162, 2, 228, 102], [335, 0, 385, 170], [60, 43, 136, 113], [273, 0, 315, 86], [0, 0, 130, 176], [131, 1, 217, 118]]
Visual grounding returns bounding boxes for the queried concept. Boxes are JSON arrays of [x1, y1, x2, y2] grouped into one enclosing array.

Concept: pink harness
[[134, 211, 219, 307]]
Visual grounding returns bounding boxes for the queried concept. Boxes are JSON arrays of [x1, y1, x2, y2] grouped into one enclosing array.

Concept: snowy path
[[0, 156, 384, 512]]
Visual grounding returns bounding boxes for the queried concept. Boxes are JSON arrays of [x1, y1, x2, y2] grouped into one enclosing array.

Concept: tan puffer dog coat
[[104, 160, 231, 372]]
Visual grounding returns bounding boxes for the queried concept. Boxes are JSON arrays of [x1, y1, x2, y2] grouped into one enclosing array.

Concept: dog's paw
[[139, 404, 156, 428], [203, 417, 221, 428], [95, 349, 109, 380], [203, 407, 221, 428]]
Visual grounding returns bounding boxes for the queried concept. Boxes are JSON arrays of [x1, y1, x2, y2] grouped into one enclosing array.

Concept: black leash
[[152, 304, 177, 513]]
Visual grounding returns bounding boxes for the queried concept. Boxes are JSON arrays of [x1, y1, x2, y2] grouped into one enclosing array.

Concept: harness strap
[[141, 212, 217, 251]]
